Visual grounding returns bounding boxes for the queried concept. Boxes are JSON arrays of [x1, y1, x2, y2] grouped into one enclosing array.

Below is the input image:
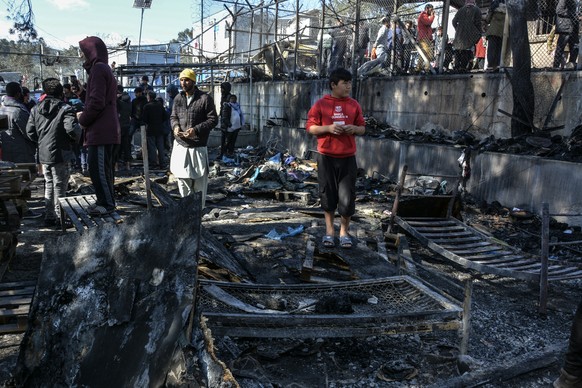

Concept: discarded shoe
[[339, 235, 352, 249], [554, 368, 582, 388], [322, 235, 335, 248], [87, 205, 114, 216]]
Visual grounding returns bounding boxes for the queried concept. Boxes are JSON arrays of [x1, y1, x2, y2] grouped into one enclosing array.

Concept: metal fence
[[204, 0, 580, 78]]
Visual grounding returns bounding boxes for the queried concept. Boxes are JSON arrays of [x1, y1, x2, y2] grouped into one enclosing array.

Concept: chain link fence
[[210, 0, 580, 78]]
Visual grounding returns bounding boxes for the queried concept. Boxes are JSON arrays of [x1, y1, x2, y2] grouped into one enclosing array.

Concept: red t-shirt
[[306, 94, 366, 158]]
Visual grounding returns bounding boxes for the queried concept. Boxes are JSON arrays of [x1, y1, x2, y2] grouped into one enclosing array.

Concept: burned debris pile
[[365, 117, 582, 163], [2, 140, 582, 386]]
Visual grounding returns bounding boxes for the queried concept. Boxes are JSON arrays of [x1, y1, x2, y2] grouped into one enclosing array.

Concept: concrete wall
[[262, 126, 582, 226], [233, 71, 582, 140]]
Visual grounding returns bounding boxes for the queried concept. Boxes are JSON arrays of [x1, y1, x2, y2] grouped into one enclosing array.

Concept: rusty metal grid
[[197, 276, 463, 338]]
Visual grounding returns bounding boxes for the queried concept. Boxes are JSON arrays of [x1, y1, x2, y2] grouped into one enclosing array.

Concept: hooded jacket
[[26, 96, 80, 165], [142, 99, 169, 137], [78, 36, 120, 146], [0, 96, 36, 163], [452, 3, 483, 50], [170, 88, 218, 148], [117, 92, 132, 131]]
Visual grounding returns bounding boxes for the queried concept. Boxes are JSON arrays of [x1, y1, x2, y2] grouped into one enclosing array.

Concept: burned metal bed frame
[[390, 166, 582, 312], [197, 276, 465, 343]]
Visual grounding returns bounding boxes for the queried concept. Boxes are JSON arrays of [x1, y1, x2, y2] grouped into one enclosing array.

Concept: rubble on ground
[[0, 143, 581, 387]]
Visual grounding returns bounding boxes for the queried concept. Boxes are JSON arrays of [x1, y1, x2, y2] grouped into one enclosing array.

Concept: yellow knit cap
[[179, 68, 196, 81]]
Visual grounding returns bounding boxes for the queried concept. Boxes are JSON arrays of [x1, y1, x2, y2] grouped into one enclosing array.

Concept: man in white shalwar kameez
[[170, 69, 218, 208]]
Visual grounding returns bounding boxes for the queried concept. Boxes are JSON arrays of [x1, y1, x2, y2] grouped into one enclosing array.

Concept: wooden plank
[[76, 196, 103, 226], [0, 305, 30, 317], [150, 181, 175, 207], [2, 200, 21, 230], [71, 198, 96, 227], [0, 286, 35, 298], [0, 281, 36, 289], [59, 198, 85, 232], [0, 295, 33, 307]]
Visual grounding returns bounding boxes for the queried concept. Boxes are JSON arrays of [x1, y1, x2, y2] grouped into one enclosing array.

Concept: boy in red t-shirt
[[306, 68, 366, 249]]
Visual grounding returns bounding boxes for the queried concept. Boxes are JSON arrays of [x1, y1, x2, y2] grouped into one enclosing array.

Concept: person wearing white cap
[[169, 68, 218, 208]]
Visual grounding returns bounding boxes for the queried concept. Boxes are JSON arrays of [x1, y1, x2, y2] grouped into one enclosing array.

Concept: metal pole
[[200, 0, 204, 61], [39, 44, 44, 81], [539, 202, 549, 314], [500, 10, 510, 68], [318, 0, 325, 76], [248, 6, 254, 63], [249, 64, 253, 131], [137, 7, 145, 64], [274, 1, 279, 77], [293, 0, 300, 79], [460, 279, 473, 355], [350, 0, 361, 96], [141, 125, 152, 210]]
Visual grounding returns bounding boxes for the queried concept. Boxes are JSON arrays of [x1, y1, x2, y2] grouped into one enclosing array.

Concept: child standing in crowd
[[306, 68, 366, 249], [220, 94, 244, 158]]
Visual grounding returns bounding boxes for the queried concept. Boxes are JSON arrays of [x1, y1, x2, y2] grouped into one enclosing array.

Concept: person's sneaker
[[554, 368, 582, 388]]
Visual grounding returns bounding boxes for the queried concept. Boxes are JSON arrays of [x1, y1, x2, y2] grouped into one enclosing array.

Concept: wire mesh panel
[[188, 0, 579, 78], [197, 276, 463, 338]]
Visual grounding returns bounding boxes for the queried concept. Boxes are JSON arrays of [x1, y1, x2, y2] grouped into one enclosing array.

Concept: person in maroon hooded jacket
[[306, 68, 366, 250], [77, 36, 120, 216]]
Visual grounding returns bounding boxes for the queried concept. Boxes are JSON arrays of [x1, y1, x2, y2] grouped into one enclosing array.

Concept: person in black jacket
[[26, 78, 81, 228], [130, 86, 147, 142], [170, 68, 217, 207], [115, 85, 132, 172], [142, 91, 169, 169], [217, 82, 232, 160], [553, 0, 579, 69]]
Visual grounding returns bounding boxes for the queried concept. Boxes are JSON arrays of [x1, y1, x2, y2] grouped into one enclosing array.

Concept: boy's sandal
[[339, 235, 352, 249], [322, 235, 335, 248]]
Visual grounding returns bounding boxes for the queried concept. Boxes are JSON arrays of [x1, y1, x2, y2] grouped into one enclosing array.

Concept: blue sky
[[0, 0, 205, 49]]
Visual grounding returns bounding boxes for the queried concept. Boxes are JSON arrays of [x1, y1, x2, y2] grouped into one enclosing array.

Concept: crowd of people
[[321, 0, 579, 76], [0, 36, 247, 228]]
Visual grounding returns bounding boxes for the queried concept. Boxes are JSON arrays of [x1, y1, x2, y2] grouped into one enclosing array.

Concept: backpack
[[228, 105, 242, 132]]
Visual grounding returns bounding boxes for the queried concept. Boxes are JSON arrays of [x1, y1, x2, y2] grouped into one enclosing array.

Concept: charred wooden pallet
[[59, 194, 123, 233], [0, 281, 35, 334], [394, 216, 582, 282], [197, 276, 463, 338]]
